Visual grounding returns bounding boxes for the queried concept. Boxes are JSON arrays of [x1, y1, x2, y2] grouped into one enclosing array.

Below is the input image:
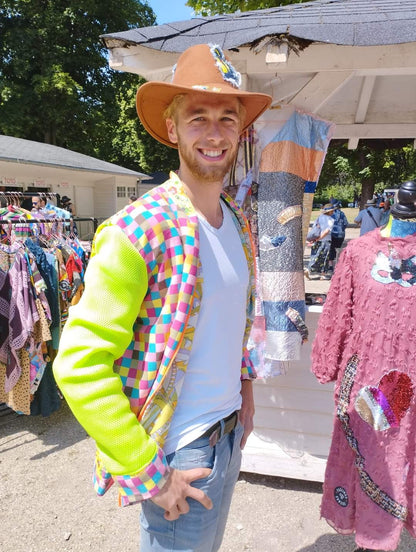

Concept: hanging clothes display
[[0, 194, 93, 416], [311, 228, 416, 551], [224, 109, 334, 377]]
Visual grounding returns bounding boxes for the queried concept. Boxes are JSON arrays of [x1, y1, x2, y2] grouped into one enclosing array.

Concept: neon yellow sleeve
[[53, 225, 158, 476]]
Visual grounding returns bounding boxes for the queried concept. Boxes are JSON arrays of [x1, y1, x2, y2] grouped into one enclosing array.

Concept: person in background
[[52, 43, 272, 552], [61, 195, 75, 215], [328, 200, 348, 273], [354, 198, 383, 236], [379, 198, 391, 226], [31, 195, 46, 211], [128, 194, 138, 204], [305, 203, 335, 280]]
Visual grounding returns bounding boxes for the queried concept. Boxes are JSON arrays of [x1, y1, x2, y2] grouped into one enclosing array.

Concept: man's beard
[[177, 138, 237, 183]]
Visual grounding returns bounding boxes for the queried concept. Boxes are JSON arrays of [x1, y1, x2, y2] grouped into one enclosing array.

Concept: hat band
[[192, 85, 224, 92]]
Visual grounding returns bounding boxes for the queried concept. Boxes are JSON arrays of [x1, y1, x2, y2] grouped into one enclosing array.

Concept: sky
[[148, 0, 195, 24]]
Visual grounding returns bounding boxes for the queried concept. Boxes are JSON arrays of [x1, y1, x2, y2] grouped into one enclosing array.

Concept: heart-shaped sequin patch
[[355, 370, 413, 431]]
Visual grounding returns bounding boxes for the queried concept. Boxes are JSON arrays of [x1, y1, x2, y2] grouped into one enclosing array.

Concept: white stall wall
[[93, 177, 116, 219], [242, 307, 334, 482], [74, 187, 94, 217]]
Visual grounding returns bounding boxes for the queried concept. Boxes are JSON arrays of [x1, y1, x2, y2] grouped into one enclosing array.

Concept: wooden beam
[[355, 76, 376, 123], [334, 123, 416, 139], [107, 42, 416, 80], [288, 71, 353, 113], [348, 137, 360, 150], [238, 42, 416, 76]]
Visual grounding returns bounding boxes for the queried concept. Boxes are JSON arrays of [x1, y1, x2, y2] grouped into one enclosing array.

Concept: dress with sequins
[[311, 228, 416, 551]]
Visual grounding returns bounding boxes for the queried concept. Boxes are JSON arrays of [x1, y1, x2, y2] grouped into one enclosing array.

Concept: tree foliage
[[317, 141, 416, 206], [109, 73, 179, 174], [187, 0, 306, 17], [0, 1, 154, 159]]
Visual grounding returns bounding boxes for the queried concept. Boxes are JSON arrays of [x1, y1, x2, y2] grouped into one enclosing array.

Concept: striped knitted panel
[[253, 110, 334, 375]]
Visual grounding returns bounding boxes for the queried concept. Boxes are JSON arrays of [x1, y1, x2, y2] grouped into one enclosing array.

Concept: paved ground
[[1, 225, 414, 552]]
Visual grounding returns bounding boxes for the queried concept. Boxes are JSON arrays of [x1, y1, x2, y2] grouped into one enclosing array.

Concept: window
[[117, 186, 126, 198]]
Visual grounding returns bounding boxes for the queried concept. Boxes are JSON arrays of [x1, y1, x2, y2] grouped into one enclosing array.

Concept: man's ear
[[166, 118, 178, 145]]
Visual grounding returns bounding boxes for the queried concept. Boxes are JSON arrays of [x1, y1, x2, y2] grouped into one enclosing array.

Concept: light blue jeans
[[140, 421, 244, 552]]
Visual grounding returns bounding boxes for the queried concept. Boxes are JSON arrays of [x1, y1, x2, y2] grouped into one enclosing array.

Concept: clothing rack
[[0, 211, 93, 418], [0, 217, 98, 232], [0, 190, 60, 200]]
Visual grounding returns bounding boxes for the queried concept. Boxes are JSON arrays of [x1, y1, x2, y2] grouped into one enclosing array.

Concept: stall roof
[[100, 0, 416, 149], [0, 135, 150, 178], [101, 0, 416, 50]]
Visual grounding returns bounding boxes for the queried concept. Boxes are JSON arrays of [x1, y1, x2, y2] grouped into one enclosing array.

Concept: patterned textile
[[311, 229, 416, 550], [251, 110, 334, 376], [0, 349, 31, 415], [309, 240, 331, 275], [0, 245, 40, 392], [111, 174, 256, 434]]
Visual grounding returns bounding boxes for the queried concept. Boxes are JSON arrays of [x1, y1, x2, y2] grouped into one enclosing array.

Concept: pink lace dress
[[311, 228, 416, 551]]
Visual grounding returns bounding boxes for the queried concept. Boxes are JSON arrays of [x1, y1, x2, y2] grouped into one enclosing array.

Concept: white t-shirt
[[164, 200, 249, 454]]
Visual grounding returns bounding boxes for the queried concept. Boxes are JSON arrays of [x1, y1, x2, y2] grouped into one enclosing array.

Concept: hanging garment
[[0, 244, 40, 392], [250, 109, 334, 376], [311, 229, 416, 551], [0, 209, 90, 416]]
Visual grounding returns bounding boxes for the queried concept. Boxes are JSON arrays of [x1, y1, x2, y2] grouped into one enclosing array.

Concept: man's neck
[[178, 171, 224, 229]]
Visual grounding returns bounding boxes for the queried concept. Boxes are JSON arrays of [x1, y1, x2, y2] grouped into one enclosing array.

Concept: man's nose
[[206, 121, 223, 141]]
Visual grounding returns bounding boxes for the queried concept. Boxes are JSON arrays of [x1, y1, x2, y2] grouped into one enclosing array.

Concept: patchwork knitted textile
[[250, 109, 334, 376]]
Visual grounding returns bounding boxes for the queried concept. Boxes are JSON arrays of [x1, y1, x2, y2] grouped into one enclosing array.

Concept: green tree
[[0, 0, 155, 158], [187, 0, 306, 16], [317, 141, 416, 207], [109, 72, 179, 174]]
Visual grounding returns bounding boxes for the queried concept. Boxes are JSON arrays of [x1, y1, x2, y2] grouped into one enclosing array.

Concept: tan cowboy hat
[[136, 43, 272, 148], [322, 203, 335, 214]]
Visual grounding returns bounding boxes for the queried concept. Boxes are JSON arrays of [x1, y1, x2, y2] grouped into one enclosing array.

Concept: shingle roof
[[101, 0, 416, 52], [0, 135, 149, 178]]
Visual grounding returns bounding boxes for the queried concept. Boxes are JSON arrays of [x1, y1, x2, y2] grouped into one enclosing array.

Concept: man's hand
[[151, 467, 213, 520], [239, 379, 255, 449]]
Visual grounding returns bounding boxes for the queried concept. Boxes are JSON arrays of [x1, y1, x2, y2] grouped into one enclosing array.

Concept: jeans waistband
[[201, 410, 239, 447]]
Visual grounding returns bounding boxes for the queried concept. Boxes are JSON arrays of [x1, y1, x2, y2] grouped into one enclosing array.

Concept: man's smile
[[199, 149, 226, 159]]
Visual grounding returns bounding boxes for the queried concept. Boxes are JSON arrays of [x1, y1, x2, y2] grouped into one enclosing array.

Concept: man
[[305, 203, 335, 279], [53, 43, 271, 551], [61, 195, 74, 214], [328, 200, 348, 272], [354, 198, 383, 236], [379, 198, 391, 226], [31, 195, 46, 211]]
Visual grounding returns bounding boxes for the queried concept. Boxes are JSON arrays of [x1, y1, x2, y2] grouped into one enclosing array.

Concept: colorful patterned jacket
[[53, 173, 256, 506]]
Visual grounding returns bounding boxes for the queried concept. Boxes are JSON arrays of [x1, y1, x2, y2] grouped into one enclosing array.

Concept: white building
[[0, 135, 152, 237]]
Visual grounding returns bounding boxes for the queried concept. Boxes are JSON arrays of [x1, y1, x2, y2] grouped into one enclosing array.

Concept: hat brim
[[136, 81, 272, 149]]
